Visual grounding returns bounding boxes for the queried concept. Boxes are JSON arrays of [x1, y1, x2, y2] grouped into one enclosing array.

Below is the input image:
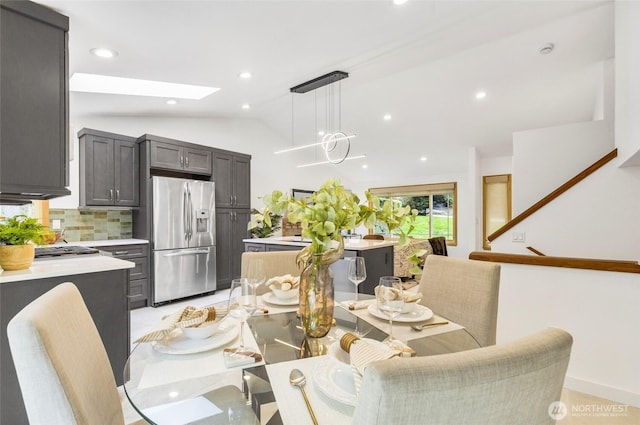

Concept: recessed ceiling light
[[383, 114, 392, 121], [166, 99, 177, 105], [241, 103, 251, 110], [420, 156, 427, 161], [318, 131, 325, 136], [239, 71, 252, 79], [90, 48, 118, 58], [362, 164, 368, 169], [393, 0, 408, 5], [475, 91, 487, 100], [69, 73, 219, 99]]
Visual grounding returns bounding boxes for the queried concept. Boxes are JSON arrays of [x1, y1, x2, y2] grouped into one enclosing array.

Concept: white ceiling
[[40, 0, 614, 182]]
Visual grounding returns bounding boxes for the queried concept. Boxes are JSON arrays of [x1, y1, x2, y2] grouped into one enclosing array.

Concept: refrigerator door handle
[[183, 187, 189, 241], [162, 248, 210, 257], [187, 184, 193, 240]]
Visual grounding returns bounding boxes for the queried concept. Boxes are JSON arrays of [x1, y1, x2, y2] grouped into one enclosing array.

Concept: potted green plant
[[0, 215, 46, 271], [248, 206, 282, 238], [253, 178, 418, 337]]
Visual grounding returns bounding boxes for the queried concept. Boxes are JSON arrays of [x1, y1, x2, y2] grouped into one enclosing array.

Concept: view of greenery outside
[[374, 193, 454, 240]]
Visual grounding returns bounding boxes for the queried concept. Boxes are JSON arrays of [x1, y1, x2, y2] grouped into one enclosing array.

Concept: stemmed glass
[[376, 276, 404, 346], [227, 278, 258, 355], [347, 257, 367, 302], [245, 258, 266, 290]]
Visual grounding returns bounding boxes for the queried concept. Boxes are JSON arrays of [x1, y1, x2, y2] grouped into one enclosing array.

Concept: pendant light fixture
[[275, 71, 364, 167]]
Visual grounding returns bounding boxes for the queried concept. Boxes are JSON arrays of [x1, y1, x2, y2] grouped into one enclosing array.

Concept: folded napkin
[[134, 305, 226, 343], [334, 329, 403, 394], [374, 285, 423, 303], [266, 274, 300, 291]]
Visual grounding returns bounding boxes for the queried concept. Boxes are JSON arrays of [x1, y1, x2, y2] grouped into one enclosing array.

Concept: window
[[368, 182, 457, 245], [0, 201, 47, 226]]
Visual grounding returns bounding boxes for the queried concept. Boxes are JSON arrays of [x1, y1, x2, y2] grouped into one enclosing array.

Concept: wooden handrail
[[487, 148, 618, 242], [469, 251, 640, 274]]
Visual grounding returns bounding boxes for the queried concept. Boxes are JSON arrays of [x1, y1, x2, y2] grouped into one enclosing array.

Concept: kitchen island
[[244, 236, 396, 294], [1, 254, 133, 425]]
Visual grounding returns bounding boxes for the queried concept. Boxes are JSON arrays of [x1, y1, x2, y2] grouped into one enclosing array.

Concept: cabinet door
[[215, 209, 234, 288], [232, 156, 251, 209], [184, 146, 212, 175], [0, 3, 69, 198], [231, 210, 251, 276], [213, 152, 233, 208], [114, 139, 139, 206], [84, 135, 115, 205], [150, 141, 183, 171]]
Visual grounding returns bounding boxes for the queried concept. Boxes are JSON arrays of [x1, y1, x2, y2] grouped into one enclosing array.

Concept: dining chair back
[[418, 255, 500, 346], [7, 282, 143, 425], [352, 327, 573, 425], [241, 250, 302, 294], [427, 236, 448, 255]]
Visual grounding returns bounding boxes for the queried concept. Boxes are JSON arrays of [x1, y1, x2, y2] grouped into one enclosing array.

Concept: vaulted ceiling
[[41, 0, 614, 181]]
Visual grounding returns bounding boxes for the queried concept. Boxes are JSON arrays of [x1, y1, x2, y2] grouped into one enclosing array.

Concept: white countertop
[[243, 236, 397, 251], [0, 255, 134, 284], [61, 239, 149, 247]]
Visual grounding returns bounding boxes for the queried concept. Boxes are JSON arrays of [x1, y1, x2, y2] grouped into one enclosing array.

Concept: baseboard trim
[[565, 376, 640, 408]]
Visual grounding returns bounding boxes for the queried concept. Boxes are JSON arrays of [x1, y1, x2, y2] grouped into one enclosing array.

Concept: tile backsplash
[[49, 209, 132, 242]]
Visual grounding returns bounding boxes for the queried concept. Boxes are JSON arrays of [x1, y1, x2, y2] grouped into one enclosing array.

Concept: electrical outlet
[[512, 232, 525, 243], [52, 219, 61, 230]]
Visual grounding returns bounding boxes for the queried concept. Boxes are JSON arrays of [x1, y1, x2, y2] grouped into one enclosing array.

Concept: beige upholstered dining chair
[[7, 282, 147, 425], [418, 255, 501, 347], [352, 327, 573, 425], [241, 250, 302, 294]]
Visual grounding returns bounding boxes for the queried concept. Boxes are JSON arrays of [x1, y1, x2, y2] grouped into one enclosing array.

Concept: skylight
[[69, 73, 219, 99]]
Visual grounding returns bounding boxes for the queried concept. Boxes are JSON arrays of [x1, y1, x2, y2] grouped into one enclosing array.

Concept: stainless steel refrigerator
[[152, 176, 216, 305]]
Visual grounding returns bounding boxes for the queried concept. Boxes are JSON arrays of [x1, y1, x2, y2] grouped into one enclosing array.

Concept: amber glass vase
[[298, 242, 344, 337]]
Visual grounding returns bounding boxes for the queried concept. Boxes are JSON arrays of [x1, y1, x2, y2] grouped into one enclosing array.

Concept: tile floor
[[130, 292, 640, 424]]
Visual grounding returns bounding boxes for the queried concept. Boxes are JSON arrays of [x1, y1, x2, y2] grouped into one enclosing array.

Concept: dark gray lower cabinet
[[91, 244, 149, 309], [243, 243, 394, 295], [0, 269, 129, 425]]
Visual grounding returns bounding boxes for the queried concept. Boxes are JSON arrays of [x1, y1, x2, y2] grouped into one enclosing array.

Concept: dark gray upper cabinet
[[79, 128, 139, 207], [213, 150, 251, 209], [147, 137, 212, 175], [0, 1, 70, 203]]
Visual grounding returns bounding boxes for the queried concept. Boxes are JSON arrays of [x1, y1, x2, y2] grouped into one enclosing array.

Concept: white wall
[[511, 119, 614, 215], [615, 1, 640, 165]]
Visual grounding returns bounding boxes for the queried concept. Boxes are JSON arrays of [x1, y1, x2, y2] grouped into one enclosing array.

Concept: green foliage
[[254, 178, 419, 258], [0, 215, 46, 245], [248, 208, 282, 238]]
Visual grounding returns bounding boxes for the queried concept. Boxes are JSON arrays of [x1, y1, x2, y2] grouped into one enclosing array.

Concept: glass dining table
[[123, 292, 480, 425]]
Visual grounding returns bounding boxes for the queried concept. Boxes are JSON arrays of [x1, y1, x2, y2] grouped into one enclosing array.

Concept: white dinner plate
[[367, 303, 433, 323], [151, 318, 240, 355], [313, 358, 357, 406], [261, 292, 299, 306], [327, 338, 390, 365]]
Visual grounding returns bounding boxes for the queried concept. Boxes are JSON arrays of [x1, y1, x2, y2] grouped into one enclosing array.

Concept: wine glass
[[347, 257, 367, 302], [245, 258, 266, 290], [376, 276, 404, 345], [227, 278, 258, 355]]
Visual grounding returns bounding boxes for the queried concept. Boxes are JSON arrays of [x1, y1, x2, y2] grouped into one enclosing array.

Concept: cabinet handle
[[233, 194, 237, 204], [109, 189, 113, 201], [230, 195, 233, 205], [180, 155, 184, 166], [116, 189, 120, 201], [185, 156, 189, 168], [114, 251, 129, 256]]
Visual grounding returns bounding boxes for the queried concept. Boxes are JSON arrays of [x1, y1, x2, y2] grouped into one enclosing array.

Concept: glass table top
[[123, 293, 480, 425]]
